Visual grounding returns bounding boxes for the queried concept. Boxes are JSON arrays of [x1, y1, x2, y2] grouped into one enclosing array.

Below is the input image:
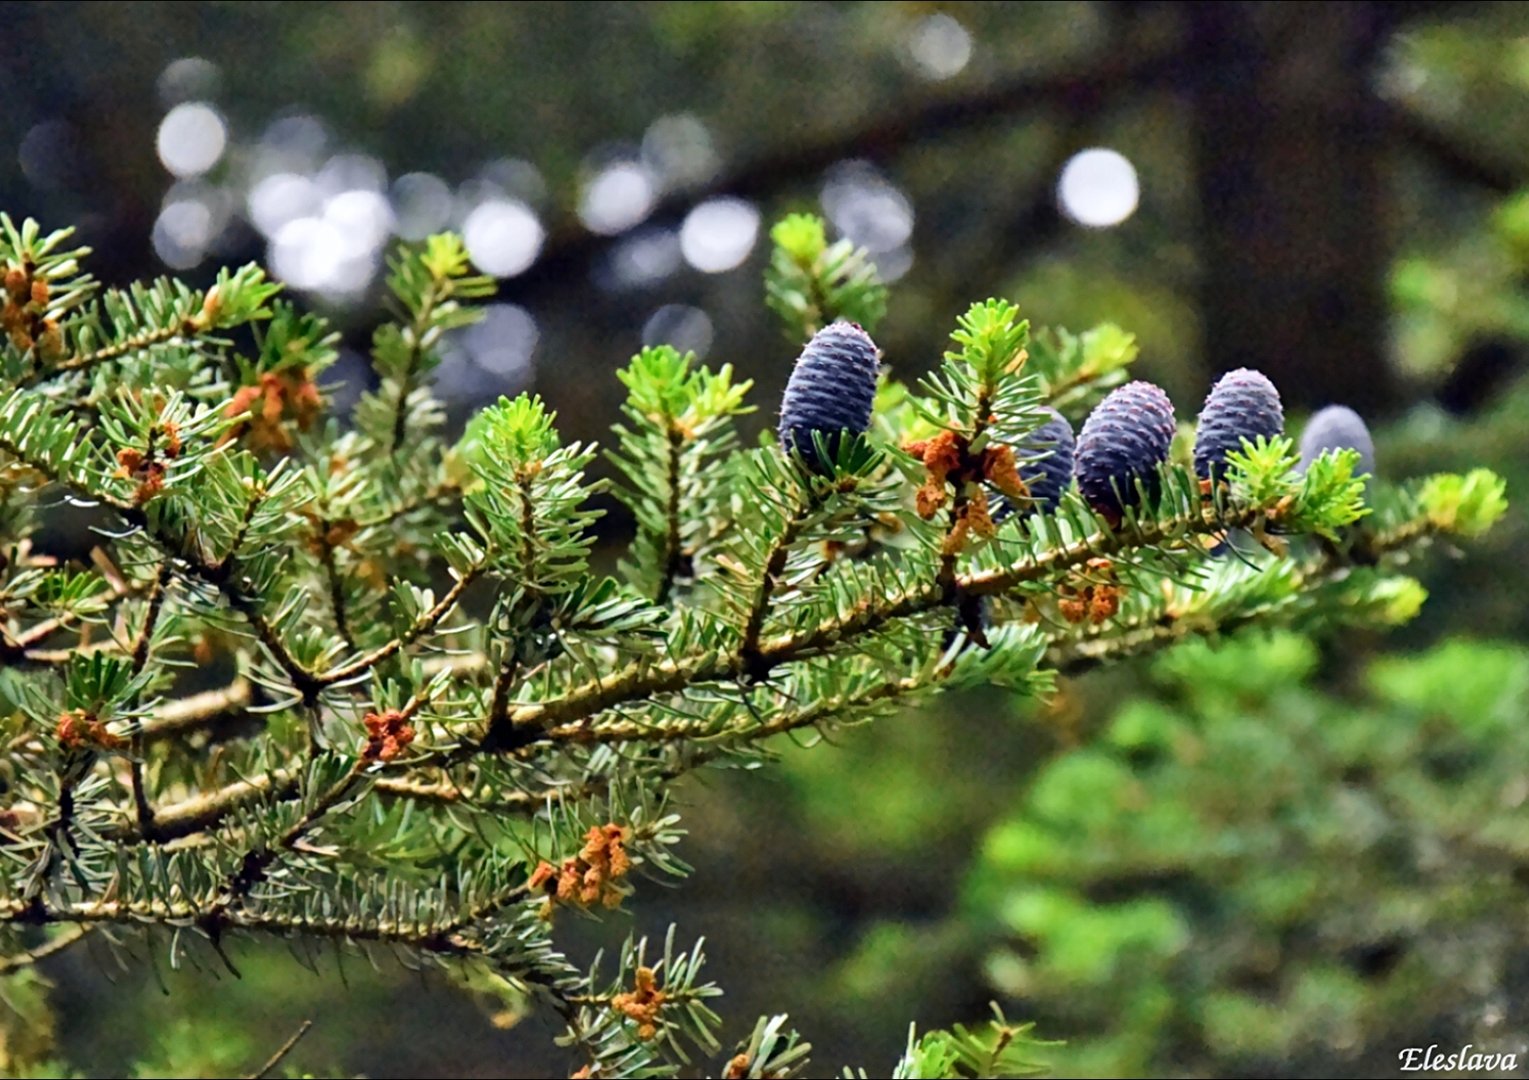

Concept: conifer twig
[[0, 924, 92, 973], [498, 503, 1267, 740], [316, 566, 484, 688], [124, 562, 173, 836], [139, 678, 254, 742], [654, 424, 687, 606], [19, 322, 192, 388], [737, 502, 812, 675], [243, 1019, 314, 1080]]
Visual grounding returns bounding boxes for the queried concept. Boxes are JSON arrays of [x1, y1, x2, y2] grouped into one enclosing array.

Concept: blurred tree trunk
[[1188, 2, 1399, 414]]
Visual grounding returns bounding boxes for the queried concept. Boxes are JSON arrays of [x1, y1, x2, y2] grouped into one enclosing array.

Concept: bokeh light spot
[[906, 14, 972, 80], [18, 121, 77, 189], [680, 198, 760, 273], [157, 57, 221, 107], [316, 153, 387, 196], [271, 217, 345, 292], [642, 304, 714, 358], [256, 114, 330, 176], [643, 114, 720, 186], [156, 102, 228, 178], [247, 173, 321, 238], [1057, 148, 1140, 228], [478, 158, 548, 206], [463, 199, 544, 277], [605, 228, 683, 290], [821, 162, 914, 253], [325, 189, 394, 259], [579, 161, 658, 236], [391, 173, 454, 241], [153, 200, 213, 270], [463, 304, 539, 379]]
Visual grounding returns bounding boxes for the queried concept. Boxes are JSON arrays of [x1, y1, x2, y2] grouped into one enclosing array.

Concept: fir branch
[[496, 501, 1267, 741], [27, 770, 83, 907], [547, 671, 919, 747], [657, 423, 686, 605], [112, 764, 559, 846], [368, 233, 494, 460], [738, 501, 812, 674], [21, 321, 191, 387], [0, 428, 139, 516], [316, 564, 483, 688], [16, 262, 277, 387], [0, 924, 92, 974], [243, 1019, 314, 1080], [124, 561, 173, 836], [0, 214, 1510, 1078], [608, 345, 751, 604], [435, 878, 534, 940], [191, 561, 318, 703], [1028, 323, 1139, 415], [370, 774, 566, 814], [1, 895, 486, 956], [0, 421, 321, 697], [154, 494, 471, 705], [139, 678, 253, 743], [354, 480, 462, 530], [1049, 558, 1355, 674], [0, 570, 139, 665], [385, 286, 442, 459], [205, 756, 369, 918], [205, 684, 440, 914], [487, 470, 545, 731], [765, 214, 887, 337], [8, 639, 134, 666], [314, 516, 357, 649], [129, 682, 440, 847], [123, 767, 299, 844], [7, 376, 480, 704], [0, 889, 586, 1023]]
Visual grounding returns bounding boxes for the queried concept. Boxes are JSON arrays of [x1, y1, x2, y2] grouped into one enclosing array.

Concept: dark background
[[4, 3, 1529, 1076]]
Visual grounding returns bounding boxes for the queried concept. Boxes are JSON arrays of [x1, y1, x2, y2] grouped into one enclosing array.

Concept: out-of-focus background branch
[[10, 2, 1523, 426], [5, 3, 1529, 1076]]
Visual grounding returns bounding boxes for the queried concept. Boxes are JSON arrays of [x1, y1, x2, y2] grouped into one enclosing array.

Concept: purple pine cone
[[1074, 381, 1177, 519], [994, 408, 1075, 522], [1020, 408, 1076, 513], [1299, 405, 1375, 481], [1193, 368, 1284, 481], [778, 321, 880, 471]]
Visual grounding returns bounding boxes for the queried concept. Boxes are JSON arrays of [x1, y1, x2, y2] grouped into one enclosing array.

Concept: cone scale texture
[[1074, 380, 1176, 519], [995, 408, 1075, 522], [1193, 368, 1284, 481], [777, 322, 880, 471]]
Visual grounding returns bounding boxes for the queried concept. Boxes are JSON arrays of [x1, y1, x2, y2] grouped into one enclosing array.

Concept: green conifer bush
[[0, 209, 1508, 1077], [967, 634, 1529, 1078]]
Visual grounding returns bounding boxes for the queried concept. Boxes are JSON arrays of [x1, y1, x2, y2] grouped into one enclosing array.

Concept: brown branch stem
[[497, 504, 1265, 742], [19, 321, 192, 388], [243, 1019, 314, 1080], [0, 924, 92, 973]]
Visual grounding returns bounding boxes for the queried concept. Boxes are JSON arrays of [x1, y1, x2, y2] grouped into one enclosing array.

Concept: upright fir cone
[[777, 321, 880, 472], [993, 408, 1075, 522], [1074, 381, 1176, 521], [1299, 405, 1376, 482], [1018, 407, 1076, 513], [1193, 368, 1284, 481]]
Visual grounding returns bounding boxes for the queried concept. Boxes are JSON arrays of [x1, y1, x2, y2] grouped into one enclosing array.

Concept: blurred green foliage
[[965, 633, 1529, 1077], [5, 3, 1529, 1077]]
